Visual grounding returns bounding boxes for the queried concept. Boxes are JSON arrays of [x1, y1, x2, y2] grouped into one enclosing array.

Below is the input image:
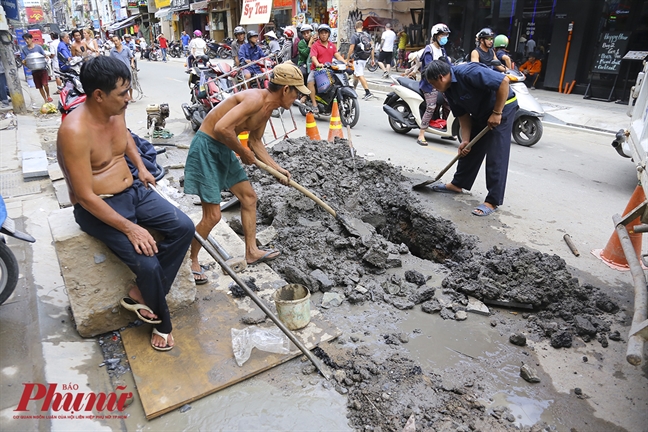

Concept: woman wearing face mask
[[416, 23, 452, 146]]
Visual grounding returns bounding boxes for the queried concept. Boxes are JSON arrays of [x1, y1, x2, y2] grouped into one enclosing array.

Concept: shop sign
[[170, 0, 188, 8], [190, 0, 208, 10], [0, 0, 19, 21], [155, 0, 171, 9], [241, 0, 272, 24], [25, 6, 44, 23], [274, 0, 291, 8]]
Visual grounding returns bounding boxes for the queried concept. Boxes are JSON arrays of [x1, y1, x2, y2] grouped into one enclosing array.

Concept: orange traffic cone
[[593, 185, 646, 270], [238, 131, 249, 148], [305, 111, 321, 141], [327, 99, 344, 142]]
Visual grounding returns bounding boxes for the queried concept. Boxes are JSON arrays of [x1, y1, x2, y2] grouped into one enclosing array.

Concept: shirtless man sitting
[[70, 29, 89, 57], [57, 56, 195, 351], [184, 63, 310, 284]]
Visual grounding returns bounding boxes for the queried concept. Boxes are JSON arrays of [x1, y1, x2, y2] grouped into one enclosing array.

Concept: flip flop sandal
[[151, 328, 173, 351], [416, 139, 428, 146], [430, 184, 461, 194], [120, 297, 162, 324], [192, 269, 209, 285], [248, 249, 280, 266], [472, 203, 497, 217]]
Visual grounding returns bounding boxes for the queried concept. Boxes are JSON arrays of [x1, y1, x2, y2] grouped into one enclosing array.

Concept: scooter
[[0, 195, 36, 305], [382, 67, 544, 146], [382, 75, 459, 139], [297, 60, 360, 128], [58, 57, 86, 121]]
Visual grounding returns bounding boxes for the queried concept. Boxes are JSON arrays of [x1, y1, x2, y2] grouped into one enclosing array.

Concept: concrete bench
[[48, 207, 196, 338]]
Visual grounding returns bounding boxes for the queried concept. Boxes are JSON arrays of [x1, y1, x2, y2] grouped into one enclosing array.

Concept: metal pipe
[[613, 214, 648, 365]]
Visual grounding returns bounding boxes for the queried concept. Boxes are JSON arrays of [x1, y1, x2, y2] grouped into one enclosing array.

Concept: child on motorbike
[[416, 23, 452, 146]]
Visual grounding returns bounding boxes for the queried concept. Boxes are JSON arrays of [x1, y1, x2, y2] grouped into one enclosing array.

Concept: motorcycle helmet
[[494, 34, 509, 48], [300, 24, 313, 34], [265, 30, 277, 39], [234, 26, 245, 36], [476, 28, 495, 40], [283, 28, 294, 38], [247, 30, 259, 40], [431, 23, 450, 38], [193, 30, 202, 37], [318, 24, 331, 34]]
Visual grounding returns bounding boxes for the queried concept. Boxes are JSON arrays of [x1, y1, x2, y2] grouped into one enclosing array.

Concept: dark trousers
[[451, 103, 518, 207], [0, 73, 8, 102], [73, 181, 195, 334]]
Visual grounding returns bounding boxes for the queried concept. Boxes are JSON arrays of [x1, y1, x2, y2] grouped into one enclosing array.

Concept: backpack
[[355, 32, 372, 60]]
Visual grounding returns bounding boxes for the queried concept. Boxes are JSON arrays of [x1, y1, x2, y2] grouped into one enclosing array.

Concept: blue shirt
[[110, 46, 133, 71], [20, 44, 46, 61], [181, 34, 190, 47], [239, 42, 264, 75], [443, 62, 516, 122], [57, 42, 73, 72]]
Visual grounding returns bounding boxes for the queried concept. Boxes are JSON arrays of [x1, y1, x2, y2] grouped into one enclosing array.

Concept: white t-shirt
[[140, 40, 147, 50], [49, 39, 60, 69], [190, 38, 207, 56], [381, 29, 396, 53], [526, 39, 536, 53]]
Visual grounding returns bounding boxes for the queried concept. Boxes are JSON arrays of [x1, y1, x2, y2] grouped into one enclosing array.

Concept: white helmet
[[300, 24, 313, 33], [431, 23, 450, 38]]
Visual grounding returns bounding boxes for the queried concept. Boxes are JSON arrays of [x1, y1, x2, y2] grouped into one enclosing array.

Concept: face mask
[[439, 36, 448, 46]]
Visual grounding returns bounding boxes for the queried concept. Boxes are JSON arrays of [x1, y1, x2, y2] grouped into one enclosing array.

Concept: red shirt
[[158, 36, 168, 48], [310, 40, 337, 70]]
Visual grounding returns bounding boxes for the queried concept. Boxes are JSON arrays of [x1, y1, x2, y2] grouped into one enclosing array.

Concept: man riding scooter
[[239, 30, 265, 85], [306, 24, 347, 114]]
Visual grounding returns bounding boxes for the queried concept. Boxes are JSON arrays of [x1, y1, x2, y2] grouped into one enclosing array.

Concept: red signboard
[[26, 6, 44, 24], [274, 0, 291, 8]]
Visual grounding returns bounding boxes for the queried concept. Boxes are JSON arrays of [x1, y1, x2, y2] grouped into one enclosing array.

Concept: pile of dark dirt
[[238, 138, 619, 348]]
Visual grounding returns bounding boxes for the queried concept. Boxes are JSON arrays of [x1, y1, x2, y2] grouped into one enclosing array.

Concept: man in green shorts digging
[[184, 63, 310, 284]]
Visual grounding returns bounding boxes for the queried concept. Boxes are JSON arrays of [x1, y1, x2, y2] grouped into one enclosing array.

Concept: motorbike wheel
[[0, 241, 19, 305], [207, 48, 217, 59], [388, 101, 413, 134], [367, 62, 379, 72], [340, 95, 360, 128], [512, 116, 543, 147], [218, 48, 231, 59]]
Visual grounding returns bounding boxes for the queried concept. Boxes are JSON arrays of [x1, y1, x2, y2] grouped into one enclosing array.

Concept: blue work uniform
[[443, 62, 518, 207], [239, 42, 264, 75], [57, 42, 73, 72]]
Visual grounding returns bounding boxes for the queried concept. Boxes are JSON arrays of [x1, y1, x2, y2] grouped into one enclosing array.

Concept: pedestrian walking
[[181, 31, 190, 55], [110, 35, 135, 100], [20, 33, 53, 103], [377, 22, 396, 77], [346, 20, 374, 101], [424, 60, 519, 216]]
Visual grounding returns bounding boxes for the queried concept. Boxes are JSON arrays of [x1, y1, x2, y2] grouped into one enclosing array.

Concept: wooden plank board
[[121, 288, 339, 420]]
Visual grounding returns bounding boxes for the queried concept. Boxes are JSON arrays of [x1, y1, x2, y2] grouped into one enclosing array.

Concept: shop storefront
[[423, 0, 648, 97]]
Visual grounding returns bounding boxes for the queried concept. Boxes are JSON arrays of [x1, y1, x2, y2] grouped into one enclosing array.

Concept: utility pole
[[0, 31, 27, 114]]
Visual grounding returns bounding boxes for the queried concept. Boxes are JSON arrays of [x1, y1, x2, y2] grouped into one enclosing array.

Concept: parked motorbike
[[58, 57, 86, 121], [181, 56, 235, 131], [169, 40, 183, 58], [297, 60, 360, 128], [0, 195, 36, 306], [217, 38, 233, 59], [205, 40, 220, 59], [382, 66, 544, 146]]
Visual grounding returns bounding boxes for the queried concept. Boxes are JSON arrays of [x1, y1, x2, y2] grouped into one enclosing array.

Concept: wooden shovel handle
[[254, 158, 338, 217], [434, 126, 490, 182]]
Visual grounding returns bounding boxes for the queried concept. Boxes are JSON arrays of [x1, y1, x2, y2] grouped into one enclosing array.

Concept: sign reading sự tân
[[240, 0, 272, 25]]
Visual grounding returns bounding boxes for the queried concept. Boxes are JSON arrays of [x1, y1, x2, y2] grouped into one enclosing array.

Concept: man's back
[[381, 30, 396, 51], [200, 89, 271, 139]]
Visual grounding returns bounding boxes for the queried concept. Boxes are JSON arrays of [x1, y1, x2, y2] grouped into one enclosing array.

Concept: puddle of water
[[488, 392, 553, 427], [126, 377, 351, 431]]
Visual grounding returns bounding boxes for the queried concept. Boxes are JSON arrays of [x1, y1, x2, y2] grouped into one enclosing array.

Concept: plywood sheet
[[122, 292, 339, 419]]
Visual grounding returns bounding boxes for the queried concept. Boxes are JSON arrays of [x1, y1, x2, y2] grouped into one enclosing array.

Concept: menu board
[[592, 32, 631, 74]]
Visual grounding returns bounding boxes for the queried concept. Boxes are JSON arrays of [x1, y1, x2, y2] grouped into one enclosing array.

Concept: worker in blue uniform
[[424, 60, 518, 216]]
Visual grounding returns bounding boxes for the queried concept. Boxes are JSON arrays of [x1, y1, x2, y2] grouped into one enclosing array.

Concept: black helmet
[[234, 26, 245, 36], [247, 30, 258, 40], [476, 28, 495, 39]]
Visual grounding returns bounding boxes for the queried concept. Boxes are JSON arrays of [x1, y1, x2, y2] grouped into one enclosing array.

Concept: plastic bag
[[231, 326, 290, 367]]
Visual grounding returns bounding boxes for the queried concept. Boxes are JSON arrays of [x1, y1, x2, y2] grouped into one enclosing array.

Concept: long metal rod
[[151, 185, 331, 378], [613, 213, 648, 365], [196, 233, 331, 379]]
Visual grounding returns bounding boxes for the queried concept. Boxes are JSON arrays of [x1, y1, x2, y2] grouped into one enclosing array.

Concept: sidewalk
[[361, 67, 630, 135]]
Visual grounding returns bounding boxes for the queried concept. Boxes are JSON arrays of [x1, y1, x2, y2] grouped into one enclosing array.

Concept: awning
[[108, 14, 140, 31], [190, 0, 208, 10], [362, 16, 396, 32], [240, 0, 272, 25], [154, 7, 171, 18]]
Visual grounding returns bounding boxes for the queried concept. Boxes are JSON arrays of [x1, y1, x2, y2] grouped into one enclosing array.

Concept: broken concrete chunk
[[362, 246, 388, 268], [421, 298, 442, 314], [455, 310, 468, 321], [550, 331, 573, 348], [520, 364, 540, 383], [439, 307, 455, 320], [466, 296, 490, 316], [255, 226, 277, 246], [321, 292, 344, 309], [404, 270, 426, 286], [355, 285, 368, 294], [509, 333, 527, 346], [22, 150, 48, 179], [227, 216, 244, 235], [385, 253, 402, 268], [310, 269, 334, 292], [47, 163, 64, 181], [409, 285, 436, 304]]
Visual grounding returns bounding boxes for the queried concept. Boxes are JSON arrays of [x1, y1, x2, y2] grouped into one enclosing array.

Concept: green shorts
[[183, 131, 248, 204]]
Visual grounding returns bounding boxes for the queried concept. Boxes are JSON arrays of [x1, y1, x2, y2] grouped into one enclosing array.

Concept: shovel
[[254, 158, 373, 238], [412, 126, 490, 189], [150, 185, 332, 380]]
